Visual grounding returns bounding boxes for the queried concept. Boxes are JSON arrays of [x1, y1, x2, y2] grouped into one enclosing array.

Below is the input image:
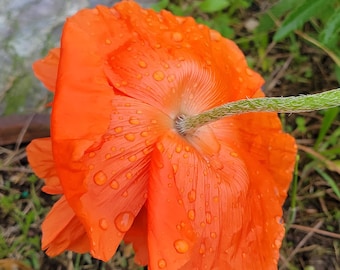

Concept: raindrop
[[129, 117, 140, 125], [153, 71, 165, 81], [128, 155, 137, 162], [206, 212, 212, 224], [138, 60, 147, 68], [114, 212, 135, 232], [210, 232, 217, 239], [124, 133, 136, 142], [199, 243, 206, 254], [172, 32, 183, 42], [99, 218, 108, 230], [114, 126, 123, 133], [93, 171, 107, 186], [187, 209, 195, 220], [174, 239, 189, 254], [110, 180, 119, 190], [158, 259, 167, 269], [187, 190, 196, 203]]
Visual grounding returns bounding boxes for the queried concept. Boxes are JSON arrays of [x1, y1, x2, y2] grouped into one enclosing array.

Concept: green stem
[[176, 88, 340, 134]]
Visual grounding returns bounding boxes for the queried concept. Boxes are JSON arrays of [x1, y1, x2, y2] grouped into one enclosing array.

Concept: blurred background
[[0, 0, 339, 269]]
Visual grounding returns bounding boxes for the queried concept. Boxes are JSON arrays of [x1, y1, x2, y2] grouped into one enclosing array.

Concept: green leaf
[[319, 7, 340, 49], [256, 0, 302, 33], [273, 0, 326, 41], [199, 0, 230, 13]]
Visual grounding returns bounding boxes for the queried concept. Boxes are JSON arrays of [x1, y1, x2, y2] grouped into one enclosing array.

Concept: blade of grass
[[315, 167, 340, 199], [315, 107, 340, 149], [273, 0, 327, 41]]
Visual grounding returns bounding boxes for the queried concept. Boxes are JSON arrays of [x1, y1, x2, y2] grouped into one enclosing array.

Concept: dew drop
[[124, 133, 135, 142], [140, 131, 149, 137], [167, 74, 175, 82], [230, 151, 238, 157], [187, 209, 195, 220], [88, 152, 96, 158], [172, 164, 178, 174], [187, 190, 196, 203], [114, 126, 123, 133], [128, 155, 137, 162], [105, 153, 111, 160], [138, 60, 147, 68], [122, 190, 128, 197], [153, 71, 165, 81], [110, 180, 120, 190], [99, 218, 108, 230], [210, 232, 217, 239], [93, 171, 107, 186], [172, 32, 183, 42], [105, 38, 112, 44], [206, 211, 212, 224], [126, 172, 133, 179], [158, 259, 167, 269], [156, 142, 165, 153], [114, 212, 135, 232], [175, 144, 182, 153], [199, 243, 206, 254], [129, 117, 140, 125], [174, 239, 189, 254]]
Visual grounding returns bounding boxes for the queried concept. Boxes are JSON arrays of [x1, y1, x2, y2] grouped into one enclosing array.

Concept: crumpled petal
[[42, 196, 89, 256], [32, 48, 60, 92], [103, 2, 264, 117], [54, 96, 170, 261], [26, 138, 62, 194], [123, 206, 148, 266], [148, 118, 296, 269]]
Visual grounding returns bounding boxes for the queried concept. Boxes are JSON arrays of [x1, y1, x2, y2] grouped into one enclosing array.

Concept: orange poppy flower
[[26, 1, 297, 269]]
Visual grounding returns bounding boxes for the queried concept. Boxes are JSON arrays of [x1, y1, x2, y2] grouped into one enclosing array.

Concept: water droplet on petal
[[93, 171, 107, 186], [230, 151, 238, 157], [125, 133, 135, 142], [210, 232, 217, 239], [129, 117, 140, 125], [172, 32, 183, 42], [114, 126, 123, 133], [153, 71, 165, 81], [188, 209, 195, 220], [157, 142, 165, 153], [114, 212, 135, 232], [174, 239, 189, 254], [128, 155, 137, 162], [187, 190, 196, 202], [99, 218, 108, 230], [158, 259, 167, 269], [175, 144, 182, 153], [206, 212, 212, 224], [199, 243, 206, 254], [138, 60, 147, 68], [110, 180, 119, 190], [140, 131, 149, 137]]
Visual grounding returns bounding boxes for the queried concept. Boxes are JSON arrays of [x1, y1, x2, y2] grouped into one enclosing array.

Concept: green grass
[[0, 0, 339, 269]]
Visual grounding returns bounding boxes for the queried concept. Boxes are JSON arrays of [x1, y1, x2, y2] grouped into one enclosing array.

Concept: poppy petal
[[32, 48, 60, 92], [53, 96, 170, 261], [42, 196, 89, 256], [123, 205, 148, 266], [152, 124, 295, 269], [148, 134, 196, 269], [26, 138, 62, 194], [103, 1, 264, 117], [52, 5, 133, 141]]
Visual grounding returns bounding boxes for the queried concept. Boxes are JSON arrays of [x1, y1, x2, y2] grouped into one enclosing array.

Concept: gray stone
[[0, 0, 157, 115]]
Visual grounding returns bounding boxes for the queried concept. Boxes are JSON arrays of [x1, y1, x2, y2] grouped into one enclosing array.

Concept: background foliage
[[0, 0, 339, 269]]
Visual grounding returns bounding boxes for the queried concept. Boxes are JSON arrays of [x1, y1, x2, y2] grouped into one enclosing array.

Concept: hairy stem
[[176, 88, 340, 135]]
